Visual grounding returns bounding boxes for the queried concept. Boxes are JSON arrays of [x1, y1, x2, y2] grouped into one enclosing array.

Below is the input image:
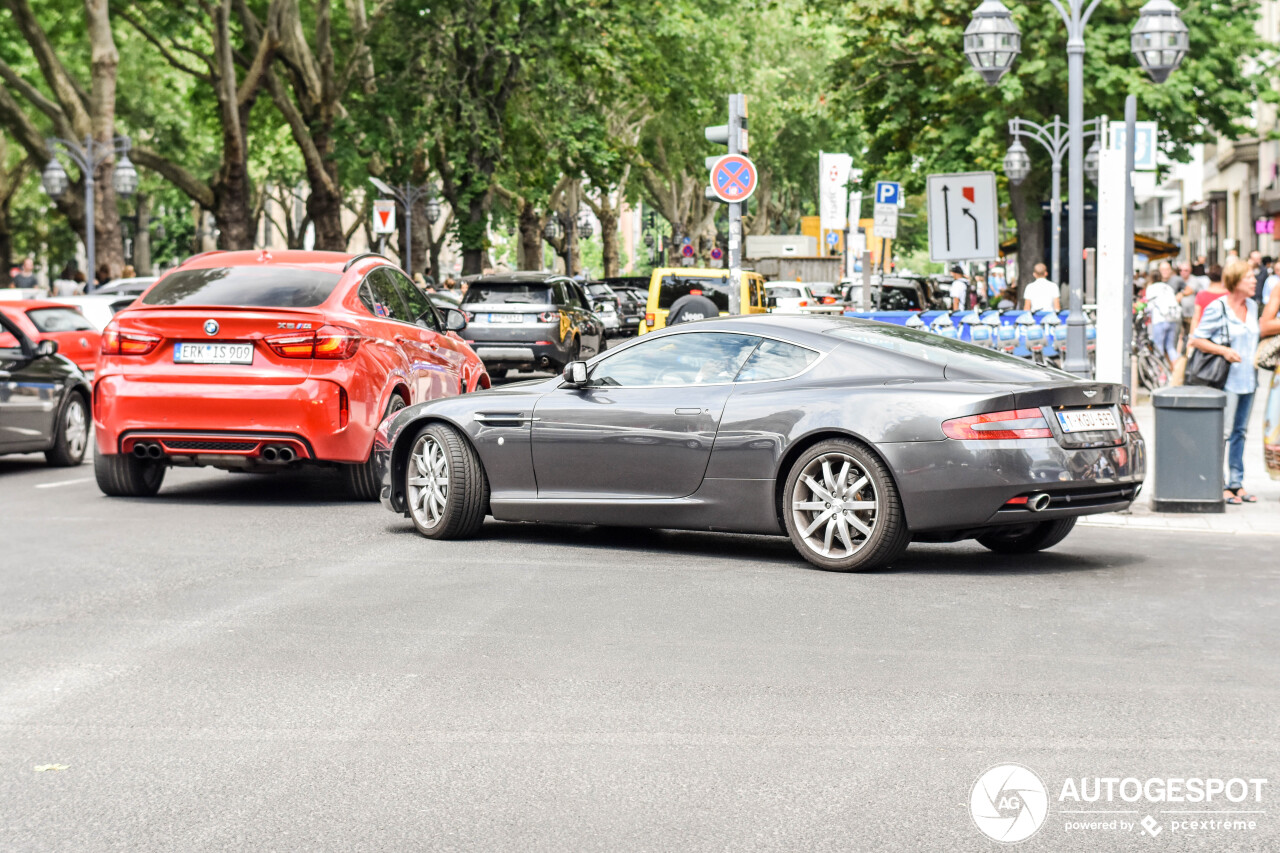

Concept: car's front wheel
[[95, 451, 165, 497], [782, 439, 909, 572], [976, 517, 1077, 554], [46, 393, 89, 467], [405, 423, 489, 539]]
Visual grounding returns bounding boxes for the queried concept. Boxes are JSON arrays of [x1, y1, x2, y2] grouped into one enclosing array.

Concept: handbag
[[1186, 301, 1232, 389], [1256, 334, 1280, 370]]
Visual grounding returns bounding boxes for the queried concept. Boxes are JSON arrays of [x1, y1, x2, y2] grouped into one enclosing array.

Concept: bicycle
[[1132, 307, 1171, 391]]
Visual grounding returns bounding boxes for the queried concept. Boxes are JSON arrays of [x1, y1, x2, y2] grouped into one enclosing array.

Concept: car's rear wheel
[[976, 517, 1077, 554], [405, 423, 489, 539], [95, 451, 165, 497], [345, 394, 406, 500], [782, 439, 909, 572], [46, 393, 89, 467]]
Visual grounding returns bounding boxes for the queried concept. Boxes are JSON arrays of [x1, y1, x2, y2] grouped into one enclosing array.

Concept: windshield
[[463, 283, 554, 305], [141, 268, 342, 308], [826, 322, 1073, 380], [808, 283, 837, 296], [658, 275, 730, 310], [26, 307, 96, 332]]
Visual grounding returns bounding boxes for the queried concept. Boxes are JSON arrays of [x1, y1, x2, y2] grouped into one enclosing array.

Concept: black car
[[595, 276, 647, 335], [841, 277, 932, 312], [0, 309, 92, 466], [459, 273, 606, 376]]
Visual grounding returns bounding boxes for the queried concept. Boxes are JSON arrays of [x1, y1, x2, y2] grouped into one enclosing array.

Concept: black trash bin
[[1150, 386, 1227, 513]]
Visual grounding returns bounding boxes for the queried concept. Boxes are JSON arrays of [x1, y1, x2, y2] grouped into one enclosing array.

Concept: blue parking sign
[[875, 181, 901, 206]]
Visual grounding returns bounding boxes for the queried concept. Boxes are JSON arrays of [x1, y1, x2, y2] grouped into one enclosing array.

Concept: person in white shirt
[[1022, 263, 1061, 313], [947, 265, 969, 311]]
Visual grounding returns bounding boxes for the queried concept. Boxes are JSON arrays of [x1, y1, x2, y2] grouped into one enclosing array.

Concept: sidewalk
[[1078, 390, 1280, 536]]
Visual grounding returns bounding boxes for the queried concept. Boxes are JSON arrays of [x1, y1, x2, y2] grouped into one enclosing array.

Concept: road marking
[[35, 477, 93, 489]]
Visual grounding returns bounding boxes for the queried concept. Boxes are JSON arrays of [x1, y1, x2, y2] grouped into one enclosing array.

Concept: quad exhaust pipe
[[132, 442, 163, 459], [1027, 492, 1052, 512]]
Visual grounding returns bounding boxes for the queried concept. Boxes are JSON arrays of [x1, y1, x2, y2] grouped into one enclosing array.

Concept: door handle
[[674, 407, 703, 415]]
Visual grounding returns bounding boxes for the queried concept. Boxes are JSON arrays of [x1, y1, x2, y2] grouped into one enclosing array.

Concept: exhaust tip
[[277, 447, 294, 463], [146, 444, 163, 459], [262, 446, 278, 462], [1028, 492, 1051, 512], [133, 444, 150, 458]]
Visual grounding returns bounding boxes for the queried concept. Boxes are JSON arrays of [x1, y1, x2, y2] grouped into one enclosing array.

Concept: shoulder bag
[[1185, 301, 1232, 389]]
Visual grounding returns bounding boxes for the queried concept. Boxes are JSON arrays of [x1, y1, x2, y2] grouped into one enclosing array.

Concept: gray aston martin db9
[[374, 315, 1144, 572]]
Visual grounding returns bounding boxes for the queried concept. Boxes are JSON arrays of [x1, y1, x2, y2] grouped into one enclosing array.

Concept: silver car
[[458, 273, 606, 375]]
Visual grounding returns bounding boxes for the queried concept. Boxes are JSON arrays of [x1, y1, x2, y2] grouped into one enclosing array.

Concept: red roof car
[[0, 300, 101, 375], [92, 250, 489, 498]]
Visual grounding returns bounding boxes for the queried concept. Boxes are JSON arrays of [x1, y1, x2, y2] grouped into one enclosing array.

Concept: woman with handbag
[[1258, 284, 1280, 481], [1188, 260, 1260, 504]]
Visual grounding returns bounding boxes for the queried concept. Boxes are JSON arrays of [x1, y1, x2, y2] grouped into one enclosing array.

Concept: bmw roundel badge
[[204, 319, 220, 336]]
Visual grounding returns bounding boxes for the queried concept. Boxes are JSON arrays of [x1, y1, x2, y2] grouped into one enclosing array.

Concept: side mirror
[[36, 339, 58, 357], [444, 308, 467, 332], [562, 360, 589, 386]]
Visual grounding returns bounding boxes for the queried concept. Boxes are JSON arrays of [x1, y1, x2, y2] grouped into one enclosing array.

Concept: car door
[[530, 331, 761, 498], [357, 268, 418, 400], [0, 313, 57, 451], [384, 268, 461, 398]]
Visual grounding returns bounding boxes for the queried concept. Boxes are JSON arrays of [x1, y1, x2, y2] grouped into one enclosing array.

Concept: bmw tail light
[[313, 325, 361, 359], [264, 331, 315, 358], [100, 325, 160, 356], [1121, 404, 1140, 434], [942, 408, 1053, 440]]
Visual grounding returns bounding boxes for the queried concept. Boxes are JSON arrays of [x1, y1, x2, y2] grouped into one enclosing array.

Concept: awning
[[999, 232, 1179, 261]]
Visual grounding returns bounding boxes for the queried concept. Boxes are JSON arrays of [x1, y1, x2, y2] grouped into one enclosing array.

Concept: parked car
[[0, 301, 101, 375], [49, 294, 137, 330], [374, 314, 1144, 572], [840, 277, 931, 312], [91, 250, 487, 499], [765, 283, 823, 314], [584, 282, 623, 335], [642, 267, 768, 333], [806, 282, 843, 308], [459, 273, 606, 375], [94, 276, 157, 297], [0, 309, 91, 467], [594, 277, 646, 335]]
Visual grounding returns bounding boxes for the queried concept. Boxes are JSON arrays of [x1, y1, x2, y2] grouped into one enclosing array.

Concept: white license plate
[[486, 313, 526, 324], [174, 342, 254, 364], [1056, 409, 1118, 433]]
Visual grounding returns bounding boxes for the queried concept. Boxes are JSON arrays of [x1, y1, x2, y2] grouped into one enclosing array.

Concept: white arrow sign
[[926, 171, 998, 262]]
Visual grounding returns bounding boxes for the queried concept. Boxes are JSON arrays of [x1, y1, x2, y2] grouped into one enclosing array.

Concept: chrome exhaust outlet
[[1028, 492, 1051, 512], [276, 447, 295, 463], [146, 443, 163, 459], [133, 444, 151, 459], [262, 446, 278, 462]]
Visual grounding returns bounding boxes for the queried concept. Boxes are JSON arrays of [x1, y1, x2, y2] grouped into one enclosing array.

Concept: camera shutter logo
[[970, 764, 1049, 843]]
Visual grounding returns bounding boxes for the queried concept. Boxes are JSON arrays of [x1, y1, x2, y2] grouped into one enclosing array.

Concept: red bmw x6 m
[[93, 250, 488, 498]]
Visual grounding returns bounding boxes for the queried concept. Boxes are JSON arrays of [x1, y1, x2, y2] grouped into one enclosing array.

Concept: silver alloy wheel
[[790, 452, 878, 559], [64, 398, 88, 458], [407, 433, 449, 529]]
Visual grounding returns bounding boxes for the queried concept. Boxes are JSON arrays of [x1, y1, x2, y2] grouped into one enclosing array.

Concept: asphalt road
[[2, 444, 1277, 852]]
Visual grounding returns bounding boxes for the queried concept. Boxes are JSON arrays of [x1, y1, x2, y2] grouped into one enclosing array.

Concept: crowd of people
[[4, 257, 139, 295]]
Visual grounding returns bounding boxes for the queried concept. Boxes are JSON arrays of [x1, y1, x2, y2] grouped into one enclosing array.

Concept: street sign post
[[1108, 121, 1158, 171], [709, 154, 757, 203], [372, 199, 396, 235], [705, 93, 749, 313], [872, 180, 900, 241], [926, 171, 998, 262]]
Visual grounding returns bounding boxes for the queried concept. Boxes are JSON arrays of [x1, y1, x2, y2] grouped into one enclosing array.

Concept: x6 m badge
[[276, 322, 313, 329]]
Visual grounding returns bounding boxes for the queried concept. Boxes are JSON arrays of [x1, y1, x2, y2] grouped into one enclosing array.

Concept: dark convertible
[[374, 315, 1145, 571]]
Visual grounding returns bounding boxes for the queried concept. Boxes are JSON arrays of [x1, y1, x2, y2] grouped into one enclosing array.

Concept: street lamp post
[[1003, 115, 1105, 288], [965, 0, 1188, 376], [368, 177, 437, 278], [41, 135, 137, 291]]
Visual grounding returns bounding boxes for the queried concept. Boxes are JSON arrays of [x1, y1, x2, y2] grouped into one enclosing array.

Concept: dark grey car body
[[376, 315, 1144, 539], [459, 272, 605, 373], [0, 311, 92, 457]]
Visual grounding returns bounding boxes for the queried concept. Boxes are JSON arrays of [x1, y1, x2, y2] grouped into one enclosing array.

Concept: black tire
[[345, 394, 406, 500], [45, 392, 89, 467], [976, 517, 1078, 554], [95, 450, 165, 497], [781, 438, 910, 572], [404, 422, 489, 539], [489, 368, 508, 380]]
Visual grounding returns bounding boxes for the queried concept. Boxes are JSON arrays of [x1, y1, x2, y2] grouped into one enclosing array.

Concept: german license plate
[[486, 314, 525, 324], [174, 342, 254, 364], [1056, 409, 1118, 433]]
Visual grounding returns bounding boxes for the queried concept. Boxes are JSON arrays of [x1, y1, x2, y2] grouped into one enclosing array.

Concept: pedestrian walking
[[1022, 263, 1060, 312], [1262, 259, 1280, 306], [1189, 259, 1260, 504], [1144, 267, 1183, 364], [12, 257, 37, 289], [947, 265, 970, 311], [1258, 283, 1280, 482]]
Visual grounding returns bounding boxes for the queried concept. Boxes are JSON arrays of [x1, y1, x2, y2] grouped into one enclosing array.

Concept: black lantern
[[964, 0, 1022, 86], [1131, 0, 1189, 84], [543, 215, 562, 241]]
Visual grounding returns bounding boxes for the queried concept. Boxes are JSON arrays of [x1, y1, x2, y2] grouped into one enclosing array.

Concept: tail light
[[942, 408, 1053, 440], [100, 325, 160, 356], [537, 312, 559, 323], [822, 296, 837, 304], [799, 300, 809, 307], [1120, 404, 1140, 434], [266, 325, 361, 359], [645, 313, 655, 327]]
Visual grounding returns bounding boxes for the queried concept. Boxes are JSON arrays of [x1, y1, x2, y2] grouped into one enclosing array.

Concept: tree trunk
[[133, 192, 151, 274], [86, 0, 124, 279], [518, 199, 542, 270], [0, 198, 12, 285], [599, 207, 619, 277], [306, 135, 345, 250], [1008, 181, 1044, 293]]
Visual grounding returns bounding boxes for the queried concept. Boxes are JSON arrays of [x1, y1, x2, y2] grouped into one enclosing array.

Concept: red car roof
[[176, 249, 362, 274], [0, 299, 83, 313]]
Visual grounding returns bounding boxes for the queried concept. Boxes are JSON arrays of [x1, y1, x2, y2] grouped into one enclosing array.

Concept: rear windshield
[[768, 287, 803, 299], [141, 267, 342, 308], [843, 285, 921, 311], [463, 283, 554, 305], [27, 307, 95, 332], [826, 323, 1071, 380], [658, 276, 730, 310]]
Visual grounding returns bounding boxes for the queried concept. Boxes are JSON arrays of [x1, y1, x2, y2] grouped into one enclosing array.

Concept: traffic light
[[705, 94, 748, 202]]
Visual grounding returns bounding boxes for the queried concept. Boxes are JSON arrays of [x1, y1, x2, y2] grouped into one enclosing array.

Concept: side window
[[550, 279, 568, 306], [589, 332, 760, 387], [359, 269, 408, 321], [750, 276, 765, 308], [734, 338, 820, 382], [564, 281, 586, 310], [387, 269, 441, 331]]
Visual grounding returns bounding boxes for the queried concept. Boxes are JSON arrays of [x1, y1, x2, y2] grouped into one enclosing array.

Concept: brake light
[[265, 325, 361, 359], [100, 325, 160, 356], [822, 296, 837, 304], [799, 300, 809, 307], [1121, 403, 1141, 434], [645, 313, 655, 327], [537, 312, 559, 323], [942, 408, 1053, 440], [690, 289, 703, 296]]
